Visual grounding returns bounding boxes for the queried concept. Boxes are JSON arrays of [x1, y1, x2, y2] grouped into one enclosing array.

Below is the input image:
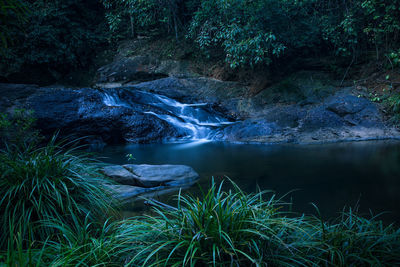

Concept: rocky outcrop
[[24, 87, 182, 144], [2, 65, 399, 145], [103, 164, 200, 201], [222, 91, 398, 144], [95, 56, 199, 86]]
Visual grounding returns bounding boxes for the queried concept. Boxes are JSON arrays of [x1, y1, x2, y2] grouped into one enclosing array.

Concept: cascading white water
[[102, 89, 233, 142], [103, 93, 130, 108]]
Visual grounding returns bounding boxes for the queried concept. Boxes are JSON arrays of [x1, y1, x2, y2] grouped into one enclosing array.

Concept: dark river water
[[100, 140, 400, 223]]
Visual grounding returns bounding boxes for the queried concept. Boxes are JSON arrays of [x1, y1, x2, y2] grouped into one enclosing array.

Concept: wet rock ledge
[[101, 164, 199, 201]]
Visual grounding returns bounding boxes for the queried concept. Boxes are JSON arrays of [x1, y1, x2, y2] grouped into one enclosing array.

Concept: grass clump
[[0, 135, 115, 250], [114, 180, 400, 267], [313, 209, 400, 266], [44, 215, 123, 267], [117, 181, 316, 266]]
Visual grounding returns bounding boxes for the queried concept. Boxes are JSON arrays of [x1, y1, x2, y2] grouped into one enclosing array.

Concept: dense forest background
[[1, 0, 399, 84]]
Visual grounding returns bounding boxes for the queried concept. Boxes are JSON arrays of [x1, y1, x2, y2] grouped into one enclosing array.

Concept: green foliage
[[117, 180, 313, 266], [0, 0, 28, 51], [45, 215, 123, 266], [0, 135, 115, 250], [314, 209, 400, 266], [0, 0, 107, 80], [117, 181, 400, 266], [102, 0, 185, 40], [321, 0, 400, 59], [389, 49, 400, 66], [103, 0, 400, 69], [1, 177, 399, 266], [188, 0, 319, 68]]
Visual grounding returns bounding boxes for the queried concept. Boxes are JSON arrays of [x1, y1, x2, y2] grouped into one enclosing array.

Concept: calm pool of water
[[100, 140, 400, 223]]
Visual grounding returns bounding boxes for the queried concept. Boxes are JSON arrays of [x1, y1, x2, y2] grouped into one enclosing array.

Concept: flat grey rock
[[123, 164, 199, 187], [101, 165, 139, 185]]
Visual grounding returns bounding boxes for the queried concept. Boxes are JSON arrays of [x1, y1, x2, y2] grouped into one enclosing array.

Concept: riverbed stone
[[326, 93, 372, 116], [101, 165, 139, 185], [123, 164, 199, 187]]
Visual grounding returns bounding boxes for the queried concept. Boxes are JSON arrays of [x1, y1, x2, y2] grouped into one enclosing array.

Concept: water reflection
[[100, 141, 400, 223]]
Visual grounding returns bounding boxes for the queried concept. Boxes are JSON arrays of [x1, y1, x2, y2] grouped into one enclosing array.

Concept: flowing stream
[[102, 89, 234, 142]]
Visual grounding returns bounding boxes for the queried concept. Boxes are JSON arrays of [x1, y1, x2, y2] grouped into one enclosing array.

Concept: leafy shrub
[[0, 135, 115, 249], [188, 0, 319, 68], [0, 0, 28, 52], [102, 0, 189, 41], [0, 0, 107, 82], [321, 0, 400, 60]]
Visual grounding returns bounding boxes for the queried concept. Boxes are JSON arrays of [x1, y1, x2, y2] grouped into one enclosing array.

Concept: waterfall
[[102, 89, 233, 142]]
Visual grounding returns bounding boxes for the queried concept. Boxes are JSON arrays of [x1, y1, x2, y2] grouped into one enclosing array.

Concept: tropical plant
[[44, 215, 123, 267], [0, 135, 115, 249], [313, 208, 400, 266], [116, 180, 316, 266]]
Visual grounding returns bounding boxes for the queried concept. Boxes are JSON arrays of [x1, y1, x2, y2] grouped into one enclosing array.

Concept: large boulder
[[223, 120, 280, 142], [123, 164, 199, 187], [94, 56, 199, 86], [102, 164, 200, 201], [299, 106, 345, 132], [95, 57, 168, 85], [326, 93, 373, 116], [101, 165, 138, 185], [325, 93, 382, 128], [220, 92, 399, 144]]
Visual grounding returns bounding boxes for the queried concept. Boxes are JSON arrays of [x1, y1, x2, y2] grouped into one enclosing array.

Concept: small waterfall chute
[[102, 89, 234, 142]]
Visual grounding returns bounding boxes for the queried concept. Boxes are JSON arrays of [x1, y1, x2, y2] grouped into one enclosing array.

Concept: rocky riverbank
[[1, 53, 399, 145]]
